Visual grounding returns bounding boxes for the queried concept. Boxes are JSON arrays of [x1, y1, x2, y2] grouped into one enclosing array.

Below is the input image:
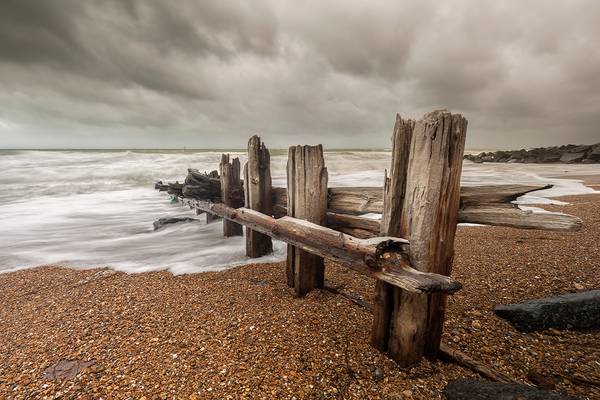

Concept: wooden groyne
[[154, 109, 582, 368]]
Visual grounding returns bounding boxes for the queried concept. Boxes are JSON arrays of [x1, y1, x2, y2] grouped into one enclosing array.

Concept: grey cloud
[[0, 0, 599, 149]]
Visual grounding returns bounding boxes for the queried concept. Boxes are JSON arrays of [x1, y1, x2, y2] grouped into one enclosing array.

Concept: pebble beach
[[1, 189, 599, 399]]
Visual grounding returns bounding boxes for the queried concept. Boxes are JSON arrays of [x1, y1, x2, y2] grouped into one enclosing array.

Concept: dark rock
[[560, 152, 586, 163], [372, 367, 384, 381], [43, 360, 95, 380], [444, 379, 581, 400], [153, 217, 198, 230], [589, 144, 600, 161], [494, 290, 600, 332], [463, 143, 599, 164]]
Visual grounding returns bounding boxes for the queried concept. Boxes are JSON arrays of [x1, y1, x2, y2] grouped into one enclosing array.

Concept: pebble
[[0, 194, 598, 399]]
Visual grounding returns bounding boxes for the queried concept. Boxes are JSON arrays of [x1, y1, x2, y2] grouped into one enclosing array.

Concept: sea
[[0, 149, 598, 274]]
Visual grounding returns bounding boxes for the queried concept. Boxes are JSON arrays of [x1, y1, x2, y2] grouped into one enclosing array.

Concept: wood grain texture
[[459, 206, 582, 231], [181, 199, 461, 294], [244, 135, 273, 257], [389, 110, 468, 366], [286, 145, 328, 297], [371, 114, 414, 352], [219, 154, 243, 237]]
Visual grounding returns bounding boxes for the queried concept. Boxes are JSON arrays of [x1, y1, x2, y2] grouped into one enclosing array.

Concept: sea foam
[[0, 150, 597, 274]]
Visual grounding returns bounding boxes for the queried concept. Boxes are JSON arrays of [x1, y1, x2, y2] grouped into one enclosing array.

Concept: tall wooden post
[[286, 145, 328, 297], [370, 114, 414, 351], [219, 154, 243, 237], [371, 110, 467, 367], [244, 135, 273, 257]]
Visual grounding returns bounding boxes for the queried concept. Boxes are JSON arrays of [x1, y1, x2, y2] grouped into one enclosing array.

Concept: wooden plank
[[181, 199, 461, 294], [166, 181, 580, 232], [286, 145, 328, 297], [325, 212, 381, 237], [388, 110, 468, 366], [327, 187, 384, 215], [371, 114, 414, 352], [459, 206, 582, 231], [460, 184, 552, 206], [273, 184, 553, 214], [283, 205, 582, 234], [244, 135, 273, 257], [219, 154, 243, 237]]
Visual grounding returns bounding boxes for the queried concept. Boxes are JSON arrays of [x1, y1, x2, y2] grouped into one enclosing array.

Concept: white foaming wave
[[0, 150, 598, 274]]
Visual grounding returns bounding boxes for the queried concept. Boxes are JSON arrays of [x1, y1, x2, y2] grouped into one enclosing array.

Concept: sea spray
[[0, 150, 597, 273]]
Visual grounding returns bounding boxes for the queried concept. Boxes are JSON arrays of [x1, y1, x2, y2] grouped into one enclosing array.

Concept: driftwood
[[172, 172, 581, 232], [325, 212, 381, 239], [459, 206, 582, 231], [438, 343, 521, 384], [460, 184, 553, 206], [275, 185, 581, 231], [167, 182, 184, 196], [245, 136, 273, 257], [182, 169, 221, 200], [181, 198, 462, 294], [272, 184, 551, 215], [286, 145, 328, 296], [307, 206, 581, 240], [323, 285, 373, 312]]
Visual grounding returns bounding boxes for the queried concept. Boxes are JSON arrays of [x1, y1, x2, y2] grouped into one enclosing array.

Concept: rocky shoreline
[[465, 143, 600, 164]]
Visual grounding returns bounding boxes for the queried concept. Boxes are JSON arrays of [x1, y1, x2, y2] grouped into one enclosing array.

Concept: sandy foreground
[[1, 189, 600, 399]]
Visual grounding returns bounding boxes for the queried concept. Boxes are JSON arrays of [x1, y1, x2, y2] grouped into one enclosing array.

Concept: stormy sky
[[1, 1, 599, 149]]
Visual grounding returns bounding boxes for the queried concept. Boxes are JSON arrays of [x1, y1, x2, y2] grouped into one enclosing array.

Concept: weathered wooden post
[[370, 110, 467, 367], [371, 114, 414, 351], [197, 170, 220, 224], [244, 136, 273, 257], [286, 145, 328, 297], [219, 154, 243, 236]]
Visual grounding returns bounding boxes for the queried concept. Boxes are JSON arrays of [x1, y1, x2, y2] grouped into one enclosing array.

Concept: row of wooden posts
[[157, 109, 581, 367]]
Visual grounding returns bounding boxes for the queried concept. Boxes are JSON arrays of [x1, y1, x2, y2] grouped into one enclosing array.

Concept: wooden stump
[[219, 154, 243, 237], [286, 145, 328, 297], [371, 110, 467, 367], [244, 136, 273, 257]]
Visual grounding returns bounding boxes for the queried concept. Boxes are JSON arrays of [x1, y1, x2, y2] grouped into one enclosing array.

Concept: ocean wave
[[0, 150, 597, 274]]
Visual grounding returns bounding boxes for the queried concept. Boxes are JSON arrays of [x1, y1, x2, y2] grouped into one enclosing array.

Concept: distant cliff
[[464, 143, 600, 164]]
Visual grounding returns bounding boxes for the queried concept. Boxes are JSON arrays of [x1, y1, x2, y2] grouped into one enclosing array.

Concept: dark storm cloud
[[0, 0, 599, 149]]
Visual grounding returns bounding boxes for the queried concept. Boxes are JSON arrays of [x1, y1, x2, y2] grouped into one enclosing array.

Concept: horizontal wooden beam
[[182, 198, 462, 294], [161, 181, 581, 232], [273, 184, 554, 215], [458, 206, 582, 231]]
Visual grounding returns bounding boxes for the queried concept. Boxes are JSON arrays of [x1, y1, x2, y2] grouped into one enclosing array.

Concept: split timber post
[[203, 170, 221, 224], [219, 154, 243, 237], [244, 136, 273, 257], [371, 110, 468, 367], [286, 145, 328, 297]]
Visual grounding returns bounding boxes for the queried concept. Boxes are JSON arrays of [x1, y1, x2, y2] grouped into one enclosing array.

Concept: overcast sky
[[1, 0, 599, 149]]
